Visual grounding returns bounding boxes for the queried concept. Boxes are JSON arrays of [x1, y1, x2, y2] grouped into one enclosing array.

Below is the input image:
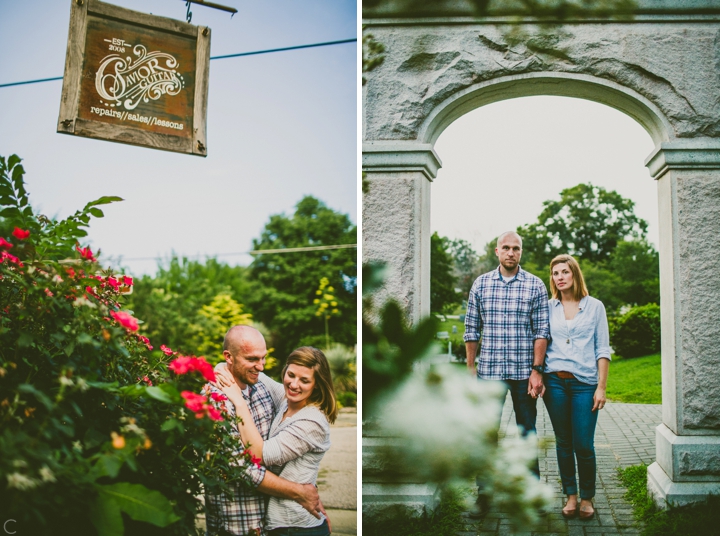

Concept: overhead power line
[[117, 243, 357, 262], [0, 38, 357, 89]]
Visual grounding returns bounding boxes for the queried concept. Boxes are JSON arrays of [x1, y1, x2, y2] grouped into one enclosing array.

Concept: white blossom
[[72, 441, 83, 452], [59, 376, 74, 387], [72, 296, 96, 308], [39, 466, 56, 483], [75, 377, 89, 391], [6, 473, 38, 490]]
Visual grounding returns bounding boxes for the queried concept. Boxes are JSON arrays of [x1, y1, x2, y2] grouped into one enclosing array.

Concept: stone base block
[[648, 462, 720, 508], [362, 482, 441, 522], [656, 424, 720, 482]]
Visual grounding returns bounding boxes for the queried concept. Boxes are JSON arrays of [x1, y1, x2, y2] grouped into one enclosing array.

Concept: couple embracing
[[204, 325, 336, 536], [464, 231, 611, 521]]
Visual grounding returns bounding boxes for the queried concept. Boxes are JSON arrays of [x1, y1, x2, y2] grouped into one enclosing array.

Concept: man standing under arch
[[464, 231, 550, 511]]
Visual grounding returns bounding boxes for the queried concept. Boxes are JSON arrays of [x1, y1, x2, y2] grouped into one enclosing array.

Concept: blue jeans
[[543, 373, 599, 499], [503, 379, 540, 477], [268, 520, 330, 536], [477, 378, 540, 495]]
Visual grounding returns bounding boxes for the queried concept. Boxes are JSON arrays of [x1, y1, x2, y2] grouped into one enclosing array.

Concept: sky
[[432, 95, 658, 258], [0, 0, 357, 275]]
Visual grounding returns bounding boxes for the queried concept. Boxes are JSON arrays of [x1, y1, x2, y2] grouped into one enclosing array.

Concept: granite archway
[[363, 5, 720, 513]]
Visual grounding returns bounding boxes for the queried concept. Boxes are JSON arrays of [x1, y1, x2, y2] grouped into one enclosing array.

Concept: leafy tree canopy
[[126, 257, 253, 359], [518, 183, 648, 266], [430, 232, 461, 314], [247, 196, 357, 358]]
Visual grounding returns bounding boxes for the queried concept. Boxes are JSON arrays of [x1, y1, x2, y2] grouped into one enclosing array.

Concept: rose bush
[[0, 155, 256, 535]]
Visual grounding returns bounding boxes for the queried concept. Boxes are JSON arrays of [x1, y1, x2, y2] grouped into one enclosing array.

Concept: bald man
[[464, 232, 550, 480], [204, 325, 323, 536]]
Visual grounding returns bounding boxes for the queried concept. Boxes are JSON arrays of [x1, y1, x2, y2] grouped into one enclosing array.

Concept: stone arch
[[417, 71, 671, 146], [363, 8, 720, 514]]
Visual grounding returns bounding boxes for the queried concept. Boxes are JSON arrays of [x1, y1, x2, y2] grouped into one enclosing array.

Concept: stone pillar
[[645, 139, 720, 506], [362, 141, 441, 323], [361, 141, 442, 518]]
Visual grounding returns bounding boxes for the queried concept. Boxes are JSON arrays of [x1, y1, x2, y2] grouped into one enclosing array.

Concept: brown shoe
[[579, 502, 595, 520], [561, 501, 577, 519]]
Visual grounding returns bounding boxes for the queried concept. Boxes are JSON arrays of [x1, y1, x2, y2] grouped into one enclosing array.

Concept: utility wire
[[116, 243, 357, 262], [0, 38, 357, 89]]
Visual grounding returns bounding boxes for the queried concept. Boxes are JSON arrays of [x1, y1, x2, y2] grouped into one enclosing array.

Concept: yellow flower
[[316, 290, 322, 295], [327, 286, 334, 292], [143, 438, 153, 450], [331, 301, 337, 307], [111, 432, 125, 449], [313, 299, 320, 304]]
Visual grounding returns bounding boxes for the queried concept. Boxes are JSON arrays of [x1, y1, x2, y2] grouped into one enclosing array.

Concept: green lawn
[[607, 353, 661, 404], [619, 464, 720, 535]]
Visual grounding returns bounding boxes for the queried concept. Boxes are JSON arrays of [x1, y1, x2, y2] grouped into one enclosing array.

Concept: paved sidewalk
[[458, 395, 662, 535]]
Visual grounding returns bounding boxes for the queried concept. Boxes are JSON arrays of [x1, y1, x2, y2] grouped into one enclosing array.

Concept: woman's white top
[[263, 401, 331, 530], [545, 295, 612, 385]]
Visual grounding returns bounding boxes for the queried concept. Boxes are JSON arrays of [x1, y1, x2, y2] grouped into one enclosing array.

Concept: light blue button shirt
[[545, 296, 612, 385]]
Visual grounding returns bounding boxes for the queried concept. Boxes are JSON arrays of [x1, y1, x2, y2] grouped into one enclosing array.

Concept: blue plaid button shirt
[[464, 267, 550, 380], [204, 373, 284, 536]]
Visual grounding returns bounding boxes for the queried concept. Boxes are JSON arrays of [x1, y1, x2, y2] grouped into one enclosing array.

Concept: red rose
[[168, 356, 194, 375], [76, 245, 96, 262], [110, 310, 139, 331], [210, 392, 228, 402], [193, 357, 216, 382], [181, 391, 207, 413], [106, 277, 120, 291], [207, 407, 224, 421], [123, 275, 133, 286], [12, 228, 30, 240], [160, 345, 174, 356], [0, 238, 12, 249]]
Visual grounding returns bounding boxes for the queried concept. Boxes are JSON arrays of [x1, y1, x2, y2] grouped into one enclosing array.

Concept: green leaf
[[89, 492, 124, 536], [95, 454, 124, 479], [64, 341, 76, 356], [88, 207, 104, 218], [97, 482, 180, 527], [87, 196, 124, 207], [7, 154, 21, 169], [17, 384, 53, 410], [160, 418, 181, 432], [145, 386, 174, 404]]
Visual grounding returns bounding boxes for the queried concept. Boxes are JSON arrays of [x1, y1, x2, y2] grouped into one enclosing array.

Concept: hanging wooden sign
[[57, 0, 210, 156]]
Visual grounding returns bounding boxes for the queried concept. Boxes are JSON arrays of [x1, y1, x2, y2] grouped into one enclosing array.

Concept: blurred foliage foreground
[[0, 155, 261, 535], [362, 264, 552, 531]]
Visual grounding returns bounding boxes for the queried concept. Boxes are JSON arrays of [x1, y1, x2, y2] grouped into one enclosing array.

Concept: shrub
[[336, 391, 357, 408], [0, 155, 256, 535], [611, 303, 660, 358]]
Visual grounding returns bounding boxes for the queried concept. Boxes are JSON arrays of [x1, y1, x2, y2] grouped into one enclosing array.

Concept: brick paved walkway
[[458, 395, 662, 536]]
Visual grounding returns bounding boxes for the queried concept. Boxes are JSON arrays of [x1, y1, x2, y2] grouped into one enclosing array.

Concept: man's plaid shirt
[[464, 267, 550, 380], [204, 373, 284, 536]]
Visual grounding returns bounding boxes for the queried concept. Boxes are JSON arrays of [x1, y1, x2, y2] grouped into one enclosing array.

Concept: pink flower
[[110, 310, 139, 331], [44, 288, 54, 297], [0, 251, 23, 267], [169, 356, 194, 374], [181, 391, 207, 413], [243, 449, 263, 468], [210, 392, 228, 402], [160, 345, 174, 356], [0, 238, 12, 249], [207, 407, 224, 421], [123, 275, 133, 286], [193, 357, 216, 382], [106, 277, 120, 291], [138, 375, 153, 386], [12, 228, 29, 240], [137, 335, 153, 350], [76, 245, 96, 262]]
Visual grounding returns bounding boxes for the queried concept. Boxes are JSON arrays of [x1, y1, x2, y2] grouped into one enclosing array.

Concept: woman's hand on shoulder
[[591, 387, 606, 412], [213, 367, 245, 406]]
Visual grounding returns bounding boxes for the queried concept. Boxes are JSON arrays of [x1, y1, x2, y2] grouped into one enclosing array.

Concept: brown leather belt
[[553, 371, 576, 379]]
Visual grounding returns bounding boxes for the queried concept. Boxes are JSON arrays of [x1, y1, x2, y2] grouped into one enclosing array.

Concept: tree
[[446, 238, 480, 296], [518, 183, 648, 266], [247, 196, 356, 359], [430, 232, 461, 314], [126, 258, 254, 357]]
